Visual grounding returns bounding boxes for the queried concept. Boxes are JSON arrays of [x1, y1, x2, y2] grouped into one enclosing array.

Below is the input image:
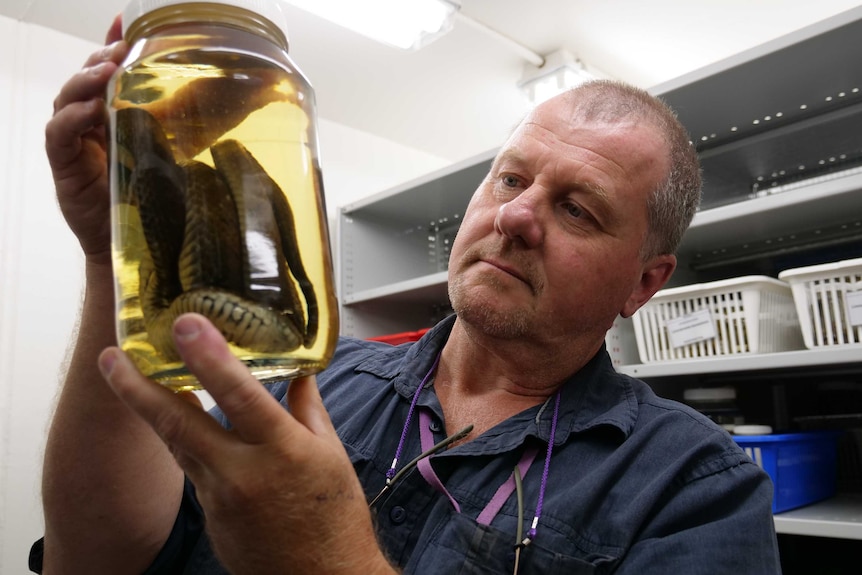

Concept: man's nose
[[493, 189, 544, 248]]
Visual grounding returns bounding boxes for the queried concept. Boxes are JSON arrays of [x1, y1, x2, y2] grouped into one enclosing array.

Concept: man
[[33, 15, 781, 575]]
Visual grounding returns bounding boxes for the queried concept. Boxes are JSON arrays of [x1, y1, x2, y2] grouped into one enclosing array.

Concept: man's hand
[[98, 313, 396, 574], [45, 14, 127, 266]]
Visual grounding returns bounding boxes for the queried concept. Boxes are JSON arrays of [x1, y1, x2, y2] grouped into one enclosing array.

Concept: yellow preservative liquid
[[108, 1, 338, 390]]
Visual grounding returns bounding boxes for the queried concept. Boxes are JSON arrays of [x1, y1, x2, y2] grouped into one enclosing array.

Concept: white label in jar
[[666, 309, 717, 348], [846, 289, 862, 327]]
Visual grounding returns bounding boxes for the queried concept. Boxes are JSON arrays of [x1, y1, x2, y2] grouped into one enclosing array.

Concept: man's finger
[[170, 314, 298, 445], [287, 375, 337, 437], [98, 346, 224, 475], [105, 13, 123, 45], [45, 99, 107, 167], [52, 40, 127, 115]]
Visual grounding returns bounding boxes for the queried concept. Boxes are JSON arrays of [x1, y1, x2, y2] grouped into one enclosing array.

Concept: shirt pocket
[[419, 513, 613, 575]]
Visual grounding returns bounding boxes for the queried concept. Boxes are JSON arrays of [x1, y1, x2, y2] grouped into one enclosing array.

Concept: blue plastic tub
[[733, 431, 842, 513]]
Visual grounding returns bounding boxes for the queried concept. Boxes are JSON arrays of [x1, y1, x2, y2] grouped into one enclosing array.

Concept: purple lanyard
[[385, 354, 561, 543], [385, 353, 441, 483], [418, 408, 542, 525]]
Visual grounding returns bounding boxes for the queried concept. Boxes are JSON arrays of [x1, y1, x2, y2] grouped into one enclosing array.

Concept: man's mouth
[[480, 257, 530, 286]]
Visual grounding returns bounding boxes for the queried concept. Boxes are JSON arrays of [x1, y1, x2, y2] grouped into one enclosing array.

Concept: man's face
[[447, 95, 675, 347]]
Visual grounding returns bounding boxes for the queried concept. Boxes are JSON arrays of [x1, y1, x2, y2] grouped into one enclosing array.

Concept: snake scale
[[116, 107, 318, 361]]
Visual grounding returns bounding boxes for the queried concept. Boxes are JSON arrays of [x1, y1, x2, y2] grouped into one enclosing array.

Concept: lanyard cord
[[385, 353, 441, 483], [525, 388, 560, 543], [378, 352, 562, 548]]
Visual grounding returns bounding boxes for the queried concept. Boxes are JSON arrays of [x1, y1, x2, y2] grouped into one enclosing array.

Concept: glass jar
[[108, 0, 338, 390]]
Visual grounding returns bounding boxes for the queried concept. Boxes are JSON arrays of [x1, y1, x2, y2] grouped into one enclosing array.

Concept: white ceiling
[[5, 0, 861, 162]]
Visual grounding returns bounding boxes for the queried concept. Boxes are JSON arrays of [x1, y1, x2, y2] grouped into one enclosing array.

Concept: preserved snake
[[117, 107, 318, 361]]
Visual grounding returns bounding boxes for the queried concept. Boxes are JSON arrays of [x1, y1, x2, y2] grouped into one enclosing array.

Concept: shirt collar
[[353, 315, 638, 450], [352, 315, 453, 388]]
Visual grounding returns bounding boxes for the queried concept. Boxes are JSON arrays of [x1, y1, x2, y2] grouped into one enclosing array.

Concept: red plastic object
[[367, 328, 430, 345]]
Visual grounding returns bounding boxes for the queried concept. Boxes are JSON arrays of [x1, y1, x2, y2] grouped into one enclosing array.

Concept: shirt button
[[429, 419, 442, 433], [389, 506, 407, 524]]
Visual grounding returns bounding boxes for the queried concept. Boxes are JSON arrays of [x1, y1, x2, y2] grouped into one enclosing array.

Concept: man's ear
[[620, 254, 676, 318]]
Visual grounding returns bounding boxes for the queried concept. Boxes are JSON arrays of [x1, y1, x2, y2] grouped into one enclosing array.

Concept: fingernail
[[98, 349, 118, 379], [174, 315, 202, 342], [99, 43, 115, 59]]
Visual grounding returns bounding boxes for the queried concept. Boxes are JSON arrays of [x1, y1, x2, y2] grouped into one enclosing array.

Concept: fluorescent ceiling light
[[284, 0, 459, 50], [518, 49, 594, 107]]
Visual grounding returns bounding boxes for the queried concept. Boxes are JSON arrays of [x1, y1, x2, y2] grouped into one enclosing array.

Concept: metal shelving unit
[[620, 9, 862, 545], [336, 6, 862, 547]]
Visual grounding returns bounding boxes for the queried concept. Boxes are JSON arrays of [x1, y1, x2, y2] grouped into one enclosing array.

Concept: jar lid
[[122, 0, 289, 43]]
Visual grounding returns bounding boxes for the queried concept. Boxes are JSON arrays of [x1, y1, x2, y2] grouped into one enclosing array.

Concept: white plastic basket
[[778, 257, 862, 349], [632, 276, 804, 363]]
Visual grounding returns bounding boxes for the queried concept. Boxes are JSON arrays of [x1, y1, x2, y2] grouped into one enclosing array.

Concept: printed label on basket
[[847, 290, 862, 326], [665, 309, 717, 348]]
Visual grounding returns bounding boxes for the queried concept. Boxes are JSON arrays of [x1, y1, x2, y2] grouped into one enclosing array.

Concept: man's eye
[[565, 203, 585, 218], [502, 175, 520, 187]]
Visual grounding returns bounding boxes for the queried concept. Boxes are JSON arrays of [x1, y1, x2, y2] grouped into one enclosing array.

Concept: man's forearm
[[41, 262, 184, 573]]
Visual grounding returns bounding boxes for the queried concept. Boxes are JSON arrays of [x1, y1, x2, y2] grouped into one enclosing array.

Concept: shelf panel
[[343, 271, 448, 305], [679, 170, 862, 265], [774, 494, 862, 539], [340, 149, 494, 222], [617, 346, 862, 378]]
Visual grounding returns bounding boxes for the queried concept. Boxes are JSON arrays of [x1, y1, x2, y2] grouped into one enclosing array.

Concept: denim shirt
[[132, 315, 780, 574]]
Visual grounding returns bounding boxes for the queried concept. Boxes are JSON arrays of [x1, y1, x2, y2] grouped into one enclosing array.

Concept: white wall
[[0, 17, 91, 574], [0, 15, 447, 574]]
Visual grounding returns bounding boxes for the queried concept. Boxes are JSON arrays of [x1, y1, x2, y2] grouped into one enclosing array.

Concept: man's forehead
[[507, 111, 662, 155]]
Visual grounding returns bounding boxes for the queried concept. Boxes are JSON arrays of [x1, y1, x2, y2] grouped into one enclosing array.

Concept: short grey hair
[[562, 80, 702, 259]]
